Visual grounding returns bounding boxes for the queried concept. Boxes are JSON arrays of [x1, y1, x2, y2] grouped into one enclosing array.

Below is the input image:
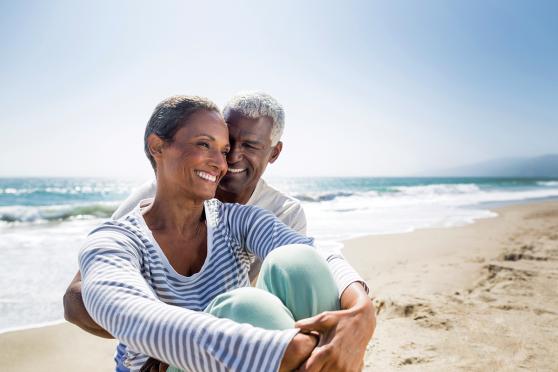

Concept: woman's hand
[[294, 283, 376, 371], [279, 333, 319, 371]]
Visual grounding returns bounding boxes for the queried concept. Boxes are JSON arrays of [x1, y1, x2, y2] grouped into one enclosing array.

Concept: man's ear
[[268, 141, 283, 164], [147, 134, 166, 162]]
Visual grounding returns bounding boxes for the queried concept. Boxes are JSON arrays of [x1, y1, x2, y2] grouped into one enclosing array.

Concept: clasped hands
[[281, 283, 376, 372]]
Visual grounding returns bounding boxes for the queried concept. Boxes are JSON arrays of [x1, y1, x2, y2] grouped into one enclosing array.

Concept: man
[[64, 92, 373, 372]]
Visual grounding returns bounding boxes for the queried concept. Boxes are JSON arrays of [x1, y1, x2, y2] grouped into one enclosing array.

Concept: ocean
[[1, 176, 558, 332]]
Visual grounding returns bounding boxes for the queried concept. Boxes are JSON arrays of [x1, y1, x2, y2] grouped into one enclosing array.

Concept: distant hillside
[[431, 154, 558, 177]]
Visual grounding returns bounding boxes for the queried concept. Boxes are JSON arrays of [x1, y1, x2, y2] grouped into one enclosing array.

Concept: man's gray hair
[[223, 91, 285, 145], [144, 95, 220, 171]]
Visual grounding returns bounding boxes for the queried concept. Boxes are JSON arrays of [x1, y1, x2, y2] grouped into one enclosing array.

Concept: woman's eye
[[197, 142, 210, 149]]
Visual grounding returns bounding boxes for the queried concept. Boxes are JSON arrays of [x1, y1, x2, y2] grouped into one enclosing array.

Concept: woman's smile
[[195, 170, 219, 183]]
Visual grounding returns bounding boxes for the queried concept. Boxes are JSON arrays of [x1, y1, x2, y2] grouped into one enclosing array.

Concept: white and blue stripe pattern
[[79, 199, 365, 372]]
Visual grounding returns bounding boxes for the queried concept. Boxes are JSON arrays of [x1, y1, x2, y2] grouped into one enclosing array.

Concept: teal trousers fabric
[[167, 244, 340, 372]]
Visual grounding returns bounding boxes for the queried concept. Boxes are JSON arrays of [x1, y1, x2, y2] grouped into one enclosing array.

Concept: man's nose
[[227, 144, 242, 163]]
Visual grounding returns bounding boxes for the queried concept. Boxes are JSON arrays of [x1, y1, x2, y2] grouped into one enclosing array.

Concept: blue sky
[[1, 0, 557, 177]]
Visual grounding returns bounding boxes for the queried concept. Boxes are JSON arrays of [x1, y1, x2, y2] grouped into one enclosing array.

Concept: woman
[[79, 96, 375, 372]]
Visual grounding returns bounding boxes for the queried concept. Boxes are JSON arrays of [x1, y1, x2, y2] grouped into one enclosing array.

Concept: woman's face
[[157, 110, 230, 201]]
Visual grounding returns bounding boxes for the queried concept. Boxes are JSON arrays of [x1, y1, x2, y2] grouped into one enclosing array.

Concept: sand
[[0, 322, 117, 371], [343, 201, 558, 371], [2, 201, 557, 371]]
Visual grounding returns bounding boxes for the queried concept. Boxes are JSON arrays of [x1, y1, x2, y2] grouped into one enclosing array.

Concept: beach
[[2, 200, 557, 371], [346, 200, 558, 371]]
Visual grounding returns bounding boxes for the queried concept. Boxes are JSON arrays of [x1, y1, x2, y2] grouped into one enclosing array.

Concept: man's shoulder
[[112, 179, 157, 220], [247, 179, 306, 232], [249, 179, 303, 211]]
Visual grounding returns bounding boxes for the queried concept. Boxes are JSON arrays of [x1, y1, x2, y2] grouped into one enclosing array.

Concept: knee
[[207, 288, 294, 330], [258, 244, 340, 319], [218, 287, 275, 310], [262, 244, 329, 281], [264, 244, 324, 271]]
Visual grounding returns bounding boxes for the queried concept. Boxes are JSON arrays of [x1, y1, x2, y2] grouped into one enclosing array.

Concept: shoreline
[[2, 199, 557, 370], [342, 199, 558, 370], [0, 319, 66, 336]]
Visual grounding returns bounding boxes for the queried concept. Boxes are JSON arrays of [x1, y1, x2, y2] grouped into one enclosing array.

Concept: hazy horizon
[[1, 1, 557, 178]]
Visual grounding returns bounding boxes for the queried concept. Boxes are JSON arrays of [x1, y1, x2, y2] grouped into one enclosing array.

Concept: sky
[[1, 0, 557, 178]]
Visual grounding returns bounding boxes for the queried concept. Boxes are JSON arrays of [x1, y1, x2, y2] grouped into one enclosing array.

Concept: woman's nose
[[209, 149, 228, 171]]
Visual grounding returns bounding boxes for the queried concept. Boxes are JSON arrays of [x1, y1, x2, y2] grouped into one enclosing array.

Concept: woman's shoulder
[[87, 210, 148, 248]]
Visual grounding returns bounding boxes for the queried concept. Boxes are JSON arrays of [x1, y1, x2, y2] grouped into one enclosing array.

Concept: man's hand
[[140, 357, 169, 372], [294, 283, 375, 371], [63, 271, 114, 338]]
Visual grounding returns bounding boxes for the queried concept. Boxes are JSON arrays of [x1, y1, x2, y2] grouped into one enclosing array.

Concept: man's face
[[218, 111, 282, 197]]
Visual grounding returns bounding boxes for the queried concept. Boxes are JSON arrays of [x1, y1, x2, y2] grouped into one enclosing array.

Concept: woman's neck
[[143, 182, 205, 235]]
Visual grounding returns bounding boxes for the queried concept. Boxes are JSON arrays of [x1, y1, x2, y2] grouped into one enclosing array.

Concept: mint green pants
[[167, 244, 340, 372]]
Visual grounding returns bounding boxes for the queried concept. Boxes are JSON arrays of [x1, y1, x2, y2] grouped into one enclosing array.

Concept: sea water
[[1, 176, 558, 331]]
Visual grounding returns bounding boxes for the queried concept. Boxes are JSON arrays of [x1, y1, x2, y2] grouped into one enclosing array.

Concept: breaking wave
[[538, 181, 558, 187], [0, 203, 117, 223]]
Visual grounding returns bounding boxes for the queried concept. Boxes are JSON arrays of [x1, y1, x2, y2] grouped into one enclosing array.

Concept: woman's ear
[[147, 134, 165, 161]]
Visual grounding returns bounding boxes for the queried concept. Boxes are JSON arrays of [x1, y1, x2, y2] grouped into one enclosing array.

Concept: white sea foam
[[0, 218, 101, 332], [538, 181, 558, 187], [304, 183, 558, 241], [394, 183, 482, 196]]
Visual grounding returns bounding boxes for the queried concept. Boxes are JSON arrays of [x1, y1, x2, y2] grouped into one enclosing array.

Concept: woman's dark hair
[[144, 95, 220, 171]]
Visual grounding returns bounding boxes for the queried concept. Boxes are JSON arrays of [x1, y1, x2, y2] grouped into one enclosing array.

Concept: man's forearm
[[294, 282, 375, 371], [63, 271, 114, 339], [340, 282, 375, 315], [279, 333, 318, 371]]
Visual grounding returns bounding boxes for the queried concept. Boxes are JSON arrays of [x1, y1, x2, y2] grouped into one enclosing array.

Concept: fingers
[[295, 311, 339, 333], [299, 346, 327, 372]]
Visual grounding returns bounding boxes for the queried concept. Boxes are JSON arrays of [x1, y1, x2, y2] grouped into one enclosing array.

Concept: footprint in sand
[[379, 297, 452, 330]]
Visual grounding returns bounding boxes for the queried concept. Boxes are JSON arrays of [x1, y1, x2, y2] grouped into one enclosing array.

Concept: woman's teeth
[[196, 171, 217, 182]]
